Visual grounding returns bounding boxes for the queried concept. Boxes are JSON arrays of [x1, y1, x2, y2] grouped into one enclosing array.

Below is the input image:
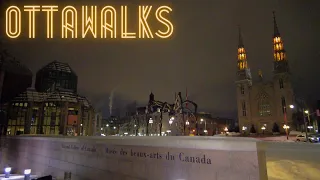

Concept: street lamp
[[289, 105, 294, 109], [169, 117, 173, 126], [186, 121, 189, 125], [200, 119, 207, 135], [261, 126, 266, 135], [24, 169, 31, 180], [166, 130, 171, 136], [149, 118, 153, 124], [4, 167, 11, 178], [283, 124, 290, 140], [224, 127, 228, 132]]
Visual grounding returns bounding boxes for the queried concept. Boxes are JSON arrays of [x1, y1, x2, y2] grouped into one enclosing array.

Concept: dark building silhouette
[[35, 61, 78, 93], [0, 51, 32, 135], [0, 50, 32, 104]]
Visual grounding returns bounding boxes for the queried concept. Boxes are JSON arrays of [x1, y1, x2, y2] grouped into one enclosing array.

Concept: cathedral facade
[[236, 12, 294, 134]]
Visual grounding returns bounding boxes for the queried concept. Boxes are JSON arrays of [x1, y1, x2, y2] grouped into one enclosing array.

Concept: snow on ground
[[254, 135, 296, 142]]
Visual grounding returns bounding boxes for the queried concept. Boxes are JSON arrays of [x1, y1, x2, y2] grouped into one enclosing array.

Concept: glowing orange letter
[[62, 6, 77, 38], [138, 6, 153, 38], [42, 6, 58, 38], [82, 6, 97, 38], [101, 6, 116, 38], [24, 6, 41, 38], [6, 6, 21, 38], [155, 6, 173, 38], [121, 6, 136, 38]]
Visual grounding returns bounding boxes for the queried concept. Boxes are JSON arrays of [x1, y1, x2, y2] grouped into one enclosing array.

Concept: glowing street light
[[304, 110, 309, 114], [106, 124, 109, 127], [283, 124, 290, 140], [224, 127, 228, 132], [261, 126, 266, 134], [24, 169, 31, 180], [149, 118, 153, 124], [289, 105, 294, 109], [185, 121, 189, 125], [113, 126, 116, 129], [4, 167, 11, 178]]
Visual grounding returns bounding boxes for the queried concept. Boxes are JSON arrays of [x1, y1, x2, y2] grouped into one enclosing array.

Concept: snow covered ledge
[[1, 136, 267, 180]]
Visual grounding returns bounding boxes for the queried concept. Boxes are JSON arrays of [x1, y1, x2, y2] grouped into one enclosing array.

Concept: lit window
[[258, 96, 271, 116]]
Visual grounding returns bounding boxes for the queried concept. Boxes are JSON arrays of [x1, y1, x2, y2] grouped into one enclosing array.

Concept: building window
[[279, 78, 284, 89], [240, 85, 244, 95], [242, 101, 246, 116], [281, 96, 286, 114], [258, 97, 271, 116]]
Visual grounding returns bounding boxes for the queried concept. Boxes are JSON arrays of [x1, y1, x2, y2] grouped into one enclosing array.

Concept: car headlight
[[310, 137, 315, 140]]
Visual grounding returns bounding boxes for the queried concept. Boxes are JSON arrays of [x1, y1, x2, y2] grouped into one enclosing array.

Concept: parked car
[[296, 134, 307, 142], [308, 134, 320, 143], [296, 134, 320, 143]]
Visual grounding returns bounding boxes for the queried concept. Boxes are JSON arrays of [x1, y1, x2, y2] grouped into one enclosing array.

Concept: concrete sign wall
[[3, 136, 320, 180]]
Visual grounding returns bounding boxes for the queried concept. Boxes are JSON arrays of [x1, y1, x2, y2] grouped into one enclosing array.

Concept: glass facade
[[35, 61, 78, 93], [6, 89, 94, 136]]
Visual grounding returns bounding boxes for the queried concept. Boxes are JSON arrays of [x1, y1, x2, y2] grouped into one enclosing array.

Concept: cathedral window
[[281, 97, 286, 114], [240, 85, 244, 95], [258, 96, 271, 116], [279, 78, 284, 89], [242, 101, 246, 116], [277, 53, 280, 61]]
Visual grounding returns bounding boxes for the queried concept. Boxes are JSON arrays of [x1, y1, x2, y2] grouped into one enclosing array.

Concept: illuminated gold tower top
[[273, 11, 286, 61], [237, 26, 248, 70], [236, 26, 252, 81], [272, 11, 289, 73]]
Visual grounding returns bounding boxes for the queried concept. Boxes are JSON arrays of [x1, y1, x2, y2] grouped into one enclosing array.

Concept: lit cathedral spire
[[236, 25, 251, 81], [273, 11, 289, 73], [237, 26, 247, 70]]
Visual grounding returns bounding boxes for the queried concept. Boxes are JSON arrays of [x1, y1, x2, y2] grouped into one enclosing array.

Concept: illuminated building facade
[[5, 88, 95, 136], [4, 61, 94, 136], [117, 93, 232, 136], [236, 12, 294, 134]]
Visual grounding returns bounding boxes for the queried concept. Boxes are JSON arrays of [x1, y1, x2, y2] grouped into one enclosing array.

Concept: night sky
[[1, 0, 320, 118]]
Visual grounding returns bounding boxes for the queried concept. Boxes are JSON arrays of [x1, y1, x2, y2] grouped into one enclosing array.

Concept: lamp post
[[200, 118, 206, 136], [261, 126, 266, 135], [283, 124, 290, 140], [224, 127, 228, 133], [149, 118, 153, 135], [4, 167, 11, 178], [185, 120, 190, 135], [105, 124, 109, 135], [24, 169, 31, 180]]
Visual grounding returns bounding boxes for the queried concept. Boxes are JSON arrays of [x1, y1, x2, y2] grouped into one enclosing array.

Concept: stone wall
[[1, 136, 267, 180]]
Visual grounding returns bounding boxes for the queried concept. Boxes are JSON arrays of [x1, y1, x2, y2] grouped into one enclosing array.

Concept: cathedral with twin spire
[[236, 12, 294, 134]]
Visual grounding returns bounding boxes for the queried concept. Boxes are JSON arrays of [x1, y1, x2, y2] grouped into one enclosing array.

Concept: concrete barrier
[[0, 136, 319, 180]]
